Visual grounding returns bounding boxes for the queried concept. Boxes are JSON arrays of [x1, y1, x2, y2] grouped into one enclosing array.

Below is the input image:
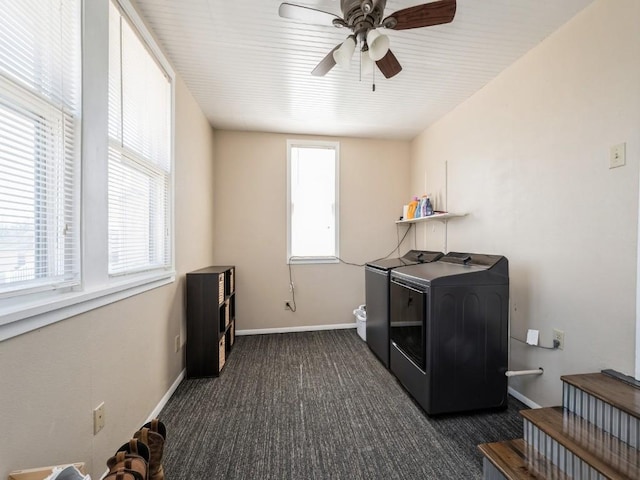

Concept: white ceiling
[[134, 0, 596, 140]]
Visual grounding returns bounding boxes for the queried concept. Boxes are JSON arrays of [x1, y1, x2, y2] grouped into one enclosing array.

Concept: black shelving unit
[[186, 265, 236, 378]]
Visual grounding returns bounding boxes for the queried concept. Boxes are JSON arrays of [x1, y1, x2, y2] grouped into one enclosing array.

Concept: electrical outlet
[[284, 301, 291, 310], [174, 334, 181, 353], [93, 402, 105, 435], [552, 329, 565, 350]]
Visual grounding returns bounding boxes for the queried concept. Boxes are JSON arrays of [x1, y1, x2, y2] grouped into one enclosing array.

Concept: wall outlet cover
[[552, 329, 565, 350]]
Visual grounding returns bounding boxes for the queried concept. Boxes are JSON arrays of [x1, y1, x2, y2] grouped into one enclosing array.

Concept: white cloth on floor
[[43, 465, 91, 480]]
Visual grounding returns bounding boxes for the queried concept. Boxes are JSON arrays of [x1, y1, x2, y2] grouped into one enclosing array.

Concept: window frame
[[286, 139, 340, 265], [107, 0, 173, 277], [0, 77, 80, 297], [0, 0, 176, 342], [0, 0, 82, 299]]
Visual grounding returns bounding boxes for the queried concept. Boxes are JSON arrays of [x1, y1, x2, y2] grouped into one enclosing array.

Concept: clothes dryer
[[365, 250, 442, 368]]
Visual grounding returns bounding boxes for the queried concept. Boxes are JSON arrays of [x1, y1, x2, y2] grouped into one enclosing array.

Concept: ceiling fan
[[278, 0, 457, 79]]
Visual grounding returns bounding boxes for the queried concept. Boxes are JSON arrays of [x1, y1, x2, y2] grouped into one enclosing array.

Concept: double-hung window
[[0, 0, 81, 297], [286, 140, 339, 264], [0, 0, 174, 341], [108, 1, 173, 276]]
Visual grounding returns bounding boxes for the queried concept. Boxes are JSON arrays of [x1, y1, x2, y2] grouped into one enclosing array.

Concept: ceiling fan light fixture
[[279, 0, 458, 80], [366, 29, 389, 61], [333, 35, 356, 69]]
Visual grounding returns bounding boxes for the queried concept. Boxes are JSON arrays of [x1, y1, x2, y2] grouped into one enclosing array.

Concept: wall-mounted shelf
[[396, 212, 467, 225]]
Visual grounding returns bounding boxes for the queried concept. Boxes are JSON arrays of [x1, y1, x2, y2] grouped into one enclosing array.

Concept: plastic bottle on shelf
[[415, 196, 423, 218], [418, 195, 427, 217], [406, 196, 419, 219], [425, 195, 434, 216]]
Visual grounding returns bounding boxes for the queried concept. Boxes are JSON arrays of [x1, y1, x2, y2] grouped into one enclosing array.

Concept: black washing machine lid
[[391, 252, 508, 286], [366, 250, 442, 271], [439, 252, 506, 269]]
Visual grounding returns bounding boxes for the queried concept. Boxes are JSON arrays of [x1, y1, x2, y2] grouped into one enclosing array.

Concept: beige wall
[[410, 0, 640, 406], [0, 76, 215, 479], [213, 131, 410, 331], [4, 2, 637, 476]]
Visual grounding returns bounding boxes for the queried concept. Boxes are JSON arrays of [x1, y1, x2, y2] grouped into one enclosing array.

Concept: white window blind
[[108, 1, 172, 276], [287, 141, 339, 263], [0, 0, 81, 296]]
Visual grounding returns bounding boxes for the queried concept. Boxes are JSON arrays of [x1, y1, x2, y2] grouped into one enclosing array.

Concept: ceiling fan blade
[[376, 49, 402, 78], [279, 2, 341, 26], [311, 45, 341, 76], [383, 0, 456, 30]]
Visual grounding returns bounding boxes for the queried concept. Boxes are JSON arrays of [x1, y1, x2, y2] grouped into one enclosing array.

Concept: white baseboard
[[146, 368, 185, 422], [508, 386, 541, 409], [236, 323, 356, 336], [101, 369, 186, 480]]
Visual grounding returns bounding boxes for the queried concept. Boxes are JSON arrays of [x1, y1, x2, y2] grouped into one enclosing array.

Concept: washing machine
[[389, 252, 509, 414]]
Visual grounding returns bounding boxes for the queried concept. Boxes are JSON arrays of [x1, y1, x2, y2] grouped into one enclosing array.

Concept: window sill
[[0, 270, 175, 342], [288, 256, 340, 265]]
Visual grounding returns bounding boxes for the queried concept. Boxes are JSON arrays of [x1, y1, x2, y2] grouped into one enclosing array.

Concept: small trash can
[[353, 304, 366, 341]]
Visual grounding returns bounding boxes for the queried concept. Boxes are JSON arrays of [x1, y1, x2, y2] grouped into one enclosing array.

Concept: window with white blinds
[[108, 1, 172, 276], [0, 0, 81, 296]]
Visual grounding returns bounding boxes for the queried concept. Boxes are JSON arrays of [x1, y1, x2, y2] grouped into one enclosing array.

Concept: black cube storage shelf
[[186, 265, 236, 378]]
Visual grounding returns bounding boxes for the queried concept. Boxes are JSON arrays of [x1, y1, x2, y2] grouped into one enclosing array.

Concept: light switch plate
[[610, 143, 626, 169], [93, 402, 105, 434]]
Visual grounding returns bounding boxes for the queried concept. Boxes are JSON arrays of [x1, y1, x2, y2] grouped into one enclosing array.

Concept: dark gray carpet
[[160, 329, 525, 479]]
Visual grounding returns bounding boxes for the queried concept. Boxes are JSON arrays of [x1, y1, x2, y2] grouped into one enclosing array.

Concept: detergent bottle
[[415, 196, 423, 218], [425, 195, 434, 216], [406, 196, 419, 219]]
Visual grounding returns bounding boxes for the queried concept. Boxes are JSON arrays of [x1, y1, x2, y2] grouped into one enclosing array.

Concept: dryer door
[[390, 279, 427, 371]]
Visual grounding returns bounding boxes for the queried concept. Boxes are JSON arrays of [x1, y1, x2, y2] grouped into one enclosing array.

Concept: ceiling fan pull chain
[[359, 40, 363, 82], [372, 64, 376, 92]]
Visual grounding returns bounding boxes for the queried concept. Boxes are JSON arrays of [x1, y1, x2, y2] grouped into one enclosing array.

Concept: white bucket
[[353, 304, 366, 341]]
